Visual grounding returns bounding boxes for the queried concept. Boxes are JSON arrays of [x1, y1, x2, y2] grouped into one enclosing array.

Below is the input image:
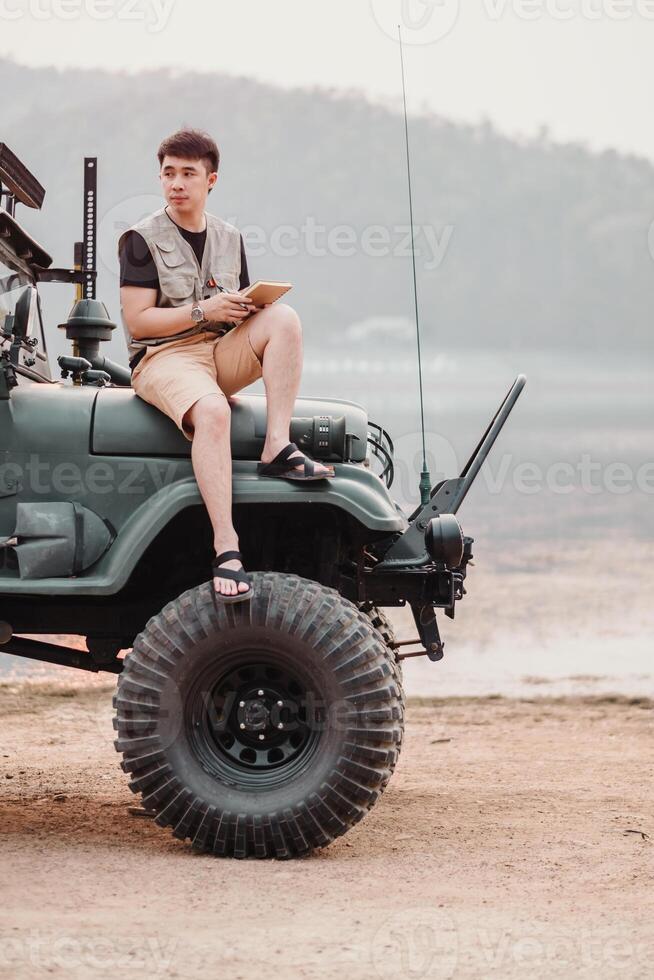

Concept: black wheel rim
[[186, 651, 325, 790]]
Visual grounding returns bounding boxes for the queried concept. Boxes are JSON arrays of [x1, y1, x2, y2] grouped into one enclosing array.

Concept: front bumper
[[359, 537, 472, 615]]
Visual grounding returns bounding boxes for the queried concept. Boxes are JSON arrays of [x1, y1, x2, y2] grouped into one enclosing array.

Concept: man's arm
[[121, 286, 259, 341], [120, 286, 201, 341]]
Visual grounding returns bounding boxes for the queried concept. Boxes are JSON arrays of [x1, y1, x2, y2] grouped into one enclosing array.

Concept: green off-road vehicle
[[0, 145, 525, 858]]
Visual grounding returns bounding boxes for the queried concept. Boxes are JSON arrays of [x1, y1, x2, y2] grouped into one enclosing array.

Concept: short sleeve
[[119, 231, 160, 289]]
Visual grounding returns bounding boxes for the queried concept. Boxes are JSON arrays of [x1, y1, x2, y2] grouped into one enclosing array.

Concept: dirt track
[[1, 680, 652, 979]]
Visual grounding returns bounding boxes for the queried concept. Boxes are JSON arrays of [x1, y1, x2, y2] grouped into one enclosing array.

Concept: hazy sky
[[3, 0, 653, 160]]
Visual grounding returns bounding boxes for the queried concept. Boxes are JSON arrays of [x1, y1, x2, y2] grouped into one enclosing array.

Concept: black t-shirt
[[119, 210, 250, 291]]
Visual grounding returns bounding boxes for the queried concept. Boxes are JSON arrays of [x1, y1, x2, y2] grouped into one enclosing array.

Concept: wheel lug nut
[[258, 734, 265, 740], [276, 700, 283, 707], [257, 689, 264, 696], [277, 723, 283, 729], [239, 723, 245, 730], [239, 700, 245, 708]]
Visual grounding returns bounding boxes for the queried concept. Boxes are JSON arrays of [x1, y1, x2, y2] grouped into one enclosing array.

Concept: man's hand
[[200, 292, 258, 323]]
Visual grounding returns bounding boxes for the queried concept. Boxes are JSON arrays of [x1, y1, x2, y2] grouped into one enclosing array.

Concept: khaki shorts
[[131, 320, 263, 440]]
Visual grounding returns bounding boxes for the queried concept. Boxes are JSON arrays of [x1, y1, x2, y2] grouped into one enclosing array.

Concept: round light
[[424, 515, 464, 567]]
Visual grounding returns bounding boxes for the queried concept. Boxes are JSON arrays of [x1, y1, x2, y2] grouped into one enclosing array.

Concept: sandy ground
[[1, 679, 652, 980]]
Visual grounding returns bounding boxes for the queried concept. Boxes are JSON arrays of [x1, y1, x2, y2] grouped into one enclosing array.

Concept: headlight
[[424, 515, 464, 567]]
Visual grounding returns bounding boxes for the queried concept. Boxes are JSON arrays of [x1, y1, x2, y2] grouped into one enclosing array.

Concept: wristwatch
[[190, 303, 208, 325]]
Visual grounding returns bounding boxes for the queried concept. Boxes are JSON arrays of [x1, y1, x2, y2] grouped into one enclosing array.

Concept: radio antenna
[[398, 24, 431, 506]]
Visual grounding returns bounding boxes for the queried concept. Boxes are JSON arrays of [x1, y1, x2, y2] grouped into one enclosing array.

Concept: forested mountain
[[3, 56, 654, 359]]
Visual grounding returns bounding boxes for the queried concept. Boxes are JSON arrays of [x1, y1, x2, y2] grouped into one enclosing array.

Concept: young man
[[118, 128, 334, 602]]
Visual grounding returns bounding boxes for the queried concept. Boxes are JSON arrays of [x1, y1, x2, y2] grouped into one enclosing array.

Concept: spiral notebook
[[239, 280, 292, 306]]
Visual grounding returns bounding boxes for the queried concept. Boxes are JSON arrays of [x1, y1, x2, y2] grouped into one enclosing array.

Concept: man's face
[[159, 154, 217, 212]]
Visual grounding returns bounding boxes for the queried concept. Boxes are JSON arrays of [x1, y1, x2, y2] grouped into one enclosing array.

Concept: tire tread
[[114, 574, 405, 858]]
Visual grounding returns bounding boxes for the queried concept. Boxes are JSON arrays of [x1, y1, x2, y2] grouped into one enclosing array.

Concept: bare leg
[[183, 305, 331, 597], [184, 393, 249, 597], [247, 304, 333, 475]]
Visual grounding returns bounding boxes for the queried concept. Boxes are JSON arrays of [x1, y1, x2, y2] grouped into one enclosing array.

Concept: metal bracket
[[409, 603, 444, 661], [35, 267, 97, 286], [0, 352, 18, 399]]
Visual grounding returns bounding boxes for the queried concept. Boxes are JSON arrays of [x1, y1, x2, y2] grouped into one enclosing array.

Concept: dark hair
[[157, 128, 219, 176]]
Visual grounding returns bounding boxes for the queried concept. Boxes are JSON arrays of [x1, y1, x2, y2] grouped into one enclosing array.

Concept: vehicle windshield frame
[[0, 240, 51, 381], [0, 238, 35, 283]]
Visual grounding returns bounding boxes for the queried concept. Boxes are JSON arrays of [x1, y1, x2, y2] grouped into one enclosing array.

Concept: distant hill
[[4, 56, 654, 362]]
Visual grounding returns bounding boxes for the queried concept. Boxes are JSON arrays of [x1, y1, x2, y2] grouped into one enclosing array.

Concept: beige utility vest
[[118, 206, 242, 366]]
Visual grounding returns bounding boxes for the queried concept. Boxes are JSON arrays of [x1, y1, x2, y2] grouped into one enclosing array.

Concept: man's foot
[[260, 439, 334, 478], [212, 550, 252, 599]]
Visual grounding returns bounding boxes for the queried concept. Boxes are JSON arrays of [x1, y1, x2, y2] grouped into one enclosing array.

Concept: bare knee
[[185, 393, 230, 433], [270, 303, 302, 340], [248, 303, 302, 362]]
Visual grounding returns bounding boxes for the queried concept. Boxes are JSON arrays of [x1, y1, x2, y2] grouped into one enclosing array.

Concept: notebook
[[239, 280, 293, 307]]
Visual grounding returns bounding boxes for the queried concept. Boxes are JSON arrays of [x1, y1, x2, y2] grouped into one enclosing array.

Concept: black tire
[[360, 604, 398, 654], [359, 604, 405, 760], [113, 573, 405, 859]]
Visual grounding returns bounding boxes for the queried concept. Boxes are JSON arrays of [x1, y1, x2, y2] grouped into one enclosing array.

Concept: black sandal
[[211, 549, 253, 603], [256, 442, 335, 481]]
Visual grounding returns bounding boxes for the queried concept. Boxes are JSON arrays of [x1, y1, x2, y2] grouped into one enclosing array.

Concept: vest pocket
[[153, 238, 188, 268], [160, 273, 196, 302], [212, 268, 240, 293]]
